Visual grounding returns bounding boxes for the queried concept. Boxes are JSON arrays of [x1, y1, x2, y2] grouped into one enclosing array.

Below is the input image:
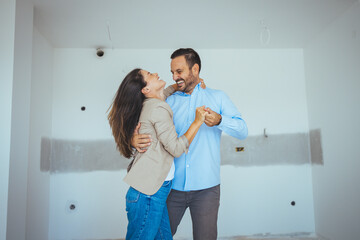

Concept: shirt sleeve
[[163, 85, 175, 100], [150, 103, 189, 157], [217, 91, 248, 139]]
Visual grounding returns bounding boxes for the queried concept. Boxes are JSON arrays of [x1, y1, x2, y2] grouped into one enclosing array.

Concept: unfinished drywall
[[309, 129, 323, 165], [221, 133, 311, 166], [40, 138, 127, 173], [41, 132, 323, 173]]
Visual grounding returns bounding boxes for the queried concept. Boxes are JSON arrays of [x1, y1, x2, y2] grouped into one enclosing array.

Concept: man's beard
[[182, 71, 197, 93]]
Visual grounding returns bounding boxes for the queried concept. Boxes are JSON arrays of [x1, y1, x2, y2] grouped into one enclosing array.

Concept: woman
[[108, 68, 207, 240]]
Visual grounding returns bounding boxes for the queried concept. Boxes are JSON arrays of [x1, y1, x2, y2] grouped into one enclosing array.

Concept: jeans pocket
[[155, 180, 172, 198], [126, 187, 140, 203], [162, 180, 172, 188]]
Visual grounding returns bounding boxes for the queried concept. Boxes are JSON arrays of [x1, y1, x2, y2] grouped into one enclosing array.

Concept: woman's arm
[[183, 106, 207, 145], [151, 104, 207, 157], [163, 85, 177, 100]]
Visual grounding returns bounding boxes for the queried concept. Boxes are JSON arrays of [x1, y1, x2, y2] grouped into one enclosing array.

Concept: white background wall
[[304, 2, 360, 240], [26, 27, 54, 240], [5, 0, 33, 239], [47, 48, 314, 239], [0, 1, 16, 239], [3, 1, 359, 239]]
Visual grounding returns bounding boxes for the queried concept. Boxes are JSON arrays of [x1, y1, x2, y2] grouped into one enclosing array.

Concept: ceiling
[[32, 0, 358, 49]]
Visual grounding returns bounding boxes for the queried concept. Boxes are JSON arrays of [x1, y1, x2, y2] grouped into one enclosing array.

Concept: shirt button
[[186, 165, 189, 168]]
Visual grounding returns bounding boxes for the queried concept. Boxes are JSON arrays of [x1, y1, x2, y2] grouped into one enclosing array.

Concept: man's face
[[171, 56, 198, 94]]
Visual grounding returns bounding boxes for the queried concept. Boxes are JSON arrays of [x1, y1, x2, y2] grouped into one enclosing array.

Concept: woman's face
[[141, 70, 166, 94]]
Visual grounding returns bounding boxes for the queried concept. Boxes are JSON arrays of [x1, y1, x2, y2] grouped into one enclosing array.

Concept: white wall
[[0, 1, 16, 239], [304, 2, 360, 240], [5, 1, 358, 239], [48, 49, 314, 239], [6, 0, 34, 239], [26, 27, 54, 240]]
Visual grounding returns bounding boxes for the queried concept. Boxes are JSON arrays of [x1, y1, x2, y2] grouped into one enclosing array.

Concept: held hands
[[195, 106, 209, 124], [194, 106, 221, 127], [131, 123, 152, 153], [131, 107, 219, 154], [204, 107, 222, 127]]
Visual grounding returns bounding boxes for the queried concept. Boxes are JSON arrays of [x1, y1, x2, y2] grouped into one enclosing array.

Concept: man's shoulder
[[201, 87, 227, 98], [166, 86, 227, 102], [203, 86, 223, 93], [166, 91, 183, 104]]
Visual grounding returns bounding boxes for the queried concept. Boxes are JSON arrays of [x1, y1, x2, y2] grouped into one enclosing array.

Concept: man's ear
[[141, 87, 150, 95], [192, 64, 199, 76]]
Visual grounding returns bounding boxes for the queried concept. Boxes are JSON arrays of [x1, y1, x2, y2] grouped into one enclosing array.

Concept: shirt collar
[[174, 82, 202, 96]]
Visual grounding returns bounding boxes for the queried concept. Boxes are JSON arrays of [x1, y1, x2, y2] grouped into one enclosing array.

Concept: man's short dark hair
[[171, 48, 201, 72]]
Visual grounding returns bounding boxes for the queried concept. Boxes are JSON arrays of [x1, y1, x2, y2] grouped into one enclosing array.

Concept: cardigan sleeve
[[150, 102, 189, 157], [163, 85, 176, 100]]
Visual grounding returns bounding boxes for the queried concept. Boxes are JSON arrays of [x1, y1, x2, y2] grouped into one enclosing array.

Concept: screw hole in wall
[[291, 201, 296, 206], [96, 48, 104, 58], [66, 200, 78, 213], [81, 106, 86, 111]]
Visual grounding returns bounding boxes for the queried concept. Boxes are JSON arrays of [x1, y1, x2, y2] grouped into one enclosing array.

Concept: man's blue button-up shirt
[[166, 83, 248, 191]]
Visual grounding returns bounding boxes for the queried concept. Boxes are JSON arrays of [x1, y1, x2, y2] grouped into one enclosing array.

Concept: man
[[133, 48, 248, 240]]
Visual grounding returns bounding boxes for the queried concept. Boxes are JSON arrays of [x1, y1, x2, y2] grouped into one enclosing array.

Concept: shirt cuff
[[217, 114, 226, 131]]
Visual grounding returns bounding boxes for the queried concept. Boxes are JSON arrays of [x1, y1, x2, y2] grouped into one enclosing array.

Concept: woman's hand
[[171, 83, 178, 91], [194, 106, 208, 124], [200, 78, 206, 89]]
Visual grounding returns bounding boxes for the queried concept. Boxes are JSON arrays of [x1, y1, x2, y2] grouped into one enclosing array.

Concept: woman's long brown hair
[[108, 68, 146, 158]]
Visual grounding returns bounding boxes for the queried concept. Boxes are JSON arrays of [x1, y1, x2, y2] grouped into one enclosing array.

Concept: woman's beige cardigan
[[123, 86, 189, 195]]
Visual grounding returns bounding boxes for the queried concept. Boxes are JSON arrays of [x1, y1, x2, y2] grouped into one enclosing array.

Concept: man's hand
[[204, 107, 222, 127], [131, 123, 152, 153]]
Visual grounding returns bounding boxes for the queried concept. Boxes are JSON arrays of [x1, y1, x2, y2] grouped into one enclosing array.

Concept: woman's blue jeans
[[125, 181, 173, 240]]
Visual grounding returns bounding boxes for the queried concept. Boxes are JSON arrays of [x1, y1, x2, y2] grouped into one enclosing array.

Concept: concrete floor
[[109, 232, 319, 240], [217, 238, 318, 240], [111, 237, 318, 240], [217, 236, 318, 240], [174, 232, 319, 240]]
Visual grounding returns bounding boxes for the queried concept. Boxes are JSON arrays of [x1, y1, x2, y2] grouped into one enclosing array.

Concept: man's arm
[[204, 92, 248, 140], [131, 123, 152, 153], [204, 107, 222, 126]]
